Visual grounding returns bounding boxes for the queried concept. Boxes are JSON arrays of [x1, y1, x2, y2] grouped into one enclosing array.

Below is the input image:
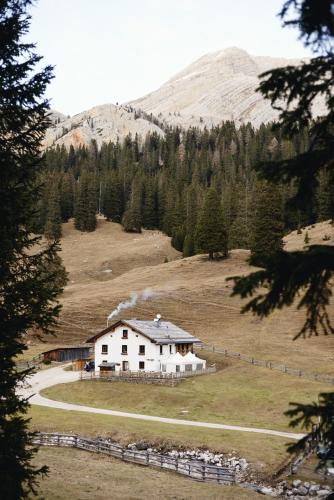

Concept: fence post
[[202, 465, 205, 481], [212, 345, 215, 352]]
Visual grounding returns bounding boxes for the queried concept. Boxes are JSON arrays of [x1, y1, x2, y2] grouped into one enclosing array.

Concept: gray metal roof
[[125, 320, 200, 344]]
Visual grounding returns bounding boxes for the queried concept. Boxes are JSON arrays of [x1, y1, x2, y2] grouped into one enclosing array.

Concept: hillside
[[37, 219, 334, 375], [43, 104, 164, 149], [284, 219, 334, 251]]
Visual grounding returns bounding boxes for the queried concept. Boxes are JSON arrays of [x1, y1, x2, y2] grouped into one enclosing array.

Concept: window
[[169, 345, 172, 354], [101, 344, 108, 354], [160, 345, 163, 355], [139, 361, 145, 370], [122, 329, 128, 339], [161, 364, 166, 372], [139, 345, 145, 355], [121, 345, 127, 355], [196, 363, 203, 371], [185, 364, 193, 372], [175, 365, 180, 373]]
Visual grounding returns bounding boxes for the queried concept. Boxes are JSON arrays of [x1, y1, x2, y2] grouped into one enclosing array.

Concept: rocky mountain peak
[[44, 47, 325, 149]]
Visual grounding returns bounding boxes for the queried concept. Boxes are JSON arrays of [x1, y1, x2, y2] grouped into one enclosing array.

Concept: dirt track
[[20, 365, 304, 440]]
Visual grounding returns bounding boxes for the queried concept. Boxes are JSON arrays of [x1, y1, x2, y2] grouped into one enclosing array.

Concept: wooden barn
[[42, 345, 92, 363]]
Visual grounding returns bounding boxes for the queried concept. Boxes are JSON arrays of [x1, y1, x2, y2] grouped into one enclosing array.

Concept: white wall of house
[[95, 324, 176, 372]]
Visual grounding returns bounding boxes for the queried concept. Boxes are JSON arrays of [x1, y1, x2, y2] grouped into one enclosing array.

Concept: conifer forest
[[38, 121, 332, 259]]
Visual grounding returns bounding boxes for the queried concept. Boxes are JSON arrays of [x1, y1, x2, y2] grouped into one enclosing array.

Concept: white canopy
[[161, 351, 206, 373], [183, 351, 199, 362]]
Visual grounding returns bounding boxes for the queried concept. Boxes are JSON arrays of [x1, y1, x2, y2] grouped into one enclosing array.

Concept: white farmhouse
[[86, 317, 206, 374]]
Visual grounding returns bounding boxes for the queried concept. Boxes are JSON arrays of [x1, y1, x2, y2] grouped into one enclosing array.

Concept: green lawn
[[31, 447, 263, 499], [29, 405, 289, 475], [42, 355, 332, 432]]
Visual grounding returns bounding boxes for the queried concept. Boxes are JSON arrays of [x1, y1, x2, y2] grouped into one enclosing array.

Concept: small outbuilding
[[42, 345, 92, 363]]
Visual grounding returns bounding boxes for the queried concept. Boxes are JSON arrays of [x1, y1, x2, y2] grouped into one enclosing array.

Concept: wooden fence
[[32, 432, 236, 485], [16, 354, 44, 373], [198, 344, 334, 385], [80, 366, 216, 383]]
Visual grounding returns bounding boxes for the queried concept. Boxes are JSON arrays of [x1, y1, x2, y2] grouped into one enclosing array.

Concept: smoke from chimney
[[107, 288, 155, 323]]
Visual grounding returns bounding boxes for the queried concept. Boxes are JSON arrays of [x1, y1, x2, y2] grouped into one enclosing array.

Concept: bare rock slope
[[129, 47, 324, 128], [44, 104, 163, 149]]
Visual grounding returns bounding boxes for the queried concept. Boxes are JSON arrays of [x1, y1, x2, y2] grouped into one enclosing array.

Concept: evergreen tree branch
[[230, 246, 334, 338]]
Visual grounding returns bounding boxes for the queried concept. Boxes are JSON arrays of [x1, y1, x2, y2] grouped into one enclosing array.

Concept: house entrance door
[[122, 361, 129, 371]]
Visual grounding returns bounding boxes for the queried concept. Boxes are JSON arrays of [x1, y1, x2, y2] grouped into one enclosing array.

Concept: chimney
[[154, 313, 161, 327]]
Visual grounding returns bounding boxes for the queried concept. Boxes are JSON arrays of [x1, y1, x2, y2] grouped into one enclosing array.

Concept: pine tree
[[102, 173, 114, 221], [143, 180, 158, 229], [249, 181, 284, 267], [195, 188, 228, 259], [74, 170, 97, 232], [316, 170, 333, 222], [183, 233, 195, 257], [86, 174, 97, 232], [122, 179, 142, 233], [228, 183, 252, 249], [171, 227, 185, 252], [59, 172, 74, 222], [74, 176, 86, 231], [304, 231, 310, 245], [44, 183, 62, 240], [122, 205, 142, 232], [0, 2, 64, 497]]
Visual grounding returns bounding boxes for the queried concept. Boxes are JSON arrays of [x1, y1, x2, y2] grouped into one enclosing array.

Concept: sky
[[28, 0, 311, 116]]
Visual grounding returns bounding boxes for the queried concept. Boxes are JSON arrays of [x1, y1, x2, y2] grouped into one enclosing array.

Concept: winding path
[[20, 365, 305, 441]]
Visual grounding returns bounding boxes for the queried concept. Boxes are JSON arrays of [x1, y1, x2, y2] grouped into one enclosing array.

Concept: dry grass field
[[30, 217, 334, 375], [42, 351, 332, 432], [31, 447, 262, 499], [28, 405, 289, 474]]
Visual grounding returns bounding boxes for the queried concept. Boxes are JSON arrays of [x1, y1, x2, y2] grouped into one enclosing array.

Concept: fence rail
[[16, 353, 44, 373], [32, 432, 235, 484], [80, 366, 216, 382], [198, 344, 334, 385]]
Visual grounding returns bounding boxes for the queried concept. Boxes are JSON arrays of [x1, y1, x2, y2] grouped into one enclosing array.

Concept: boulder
[[259, 486, 277, 497], [293, 480, 302, 488], [239, 458, 248, 470], [317, 490, 331, 497], [297, 486, 309, 496], [309, 485, 320, 494]]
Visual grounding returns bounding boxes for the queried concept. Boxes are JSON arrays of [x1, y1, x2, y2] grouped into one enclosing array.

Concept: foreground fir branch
[[231, 245, 334, 338], [231, 0, 334, 466], [0, 1, 65, 498], [285, 393, 334, 458]]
